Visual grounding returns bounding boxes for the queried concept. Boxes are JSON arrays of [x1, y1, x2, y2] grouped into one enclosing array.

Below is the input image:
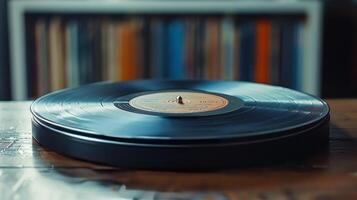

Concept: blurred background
[[0, 0, 356, 100]]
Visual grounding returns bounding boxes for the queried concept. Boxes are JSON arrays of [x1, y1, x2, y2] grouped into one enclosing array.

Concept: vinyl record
[[31, 80, 330, 170]]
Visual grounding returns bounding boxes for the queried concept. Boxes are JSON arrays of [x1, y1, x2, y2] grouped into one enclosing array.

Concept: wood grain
[[1, 100, 357, 200]]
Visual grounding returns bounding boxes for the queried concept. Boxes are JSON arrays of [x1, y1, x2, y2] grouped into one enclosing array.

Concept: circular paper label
[[129, 91, 229, 114]]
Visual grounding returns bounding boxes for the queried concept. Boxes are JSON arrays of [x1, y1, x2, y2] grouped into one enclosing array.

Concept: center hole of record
[[129, 91, 229, 114]]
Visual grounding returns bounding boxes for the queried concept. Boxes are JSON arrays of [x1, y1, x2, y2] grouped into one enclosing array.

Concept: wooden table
[[1, 100, 357, 200]]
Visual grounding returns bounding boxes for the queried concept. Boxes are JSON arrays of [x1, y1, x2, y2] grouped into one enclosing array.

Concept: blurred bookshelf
[[8, 0, 322, 100]]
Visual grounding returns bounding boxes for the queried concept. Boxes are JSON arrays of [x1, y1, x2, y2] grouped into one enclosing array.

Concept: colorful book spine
[[66, 21, 79, 88], [294, 22, 305, 90], [233, 22, 240, 80], [85, 22, 95, 83], [150, 19, 166, 79], [194, 19, 205, 79], [100, 19, 109, 81], [35, 19, 49, 95], [221, 17, 235, 80], [239, 21, 255, 81], [78, 20, 89, 84], [280, 21, 295, 88], [119, 21, 138, 80], [137, 18, 150, 79], [168, 20, 185, 79], [205, 18, 220, 80], [92, 20, 102, 82], [107, 21, 118, 81], [49, 17, 66, 91], [255, 20, 271, 84], [269, 21, 281, 85], [184, 19, 195, 79]]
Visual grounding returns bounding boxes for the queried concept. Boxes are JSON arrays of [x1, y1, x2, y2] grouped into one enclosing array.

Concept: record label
[[114, 89, 243, 117], [129, 91, 229, 113]]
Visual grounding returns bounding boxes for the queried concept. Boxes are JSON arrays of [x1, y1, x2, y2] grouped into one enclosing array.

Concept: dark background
[[321, 0, 357, 97], [0, 0, 11, 100]]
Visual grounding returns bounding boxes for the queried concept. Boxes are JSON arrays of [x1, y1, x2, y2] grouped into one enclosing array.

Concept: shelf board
[[12, 0, 318, 14]]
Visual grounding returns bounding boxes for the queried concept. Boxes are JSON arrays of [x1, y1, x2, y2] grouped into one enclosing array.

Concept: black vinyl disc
[[31, 80, 330, 170]]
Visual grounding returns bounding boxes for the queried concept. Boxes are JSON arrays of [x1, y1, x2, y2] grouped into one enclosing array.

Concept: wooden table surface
[[1, 100, 357, 200]]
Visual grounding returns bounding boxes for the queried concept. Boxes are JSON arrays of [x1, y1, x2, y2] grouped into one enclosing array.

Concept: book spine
[[119, 21, 138, 80], [26, 17, 38, 98], [184, 19, 194, 79], [77, 20, 88, 85], [86, 21, 95, 83], [239, 21, 255, 81], [221, 17, 235, 80], [196, 19, 203, 80], [269, 21, 281, 85], [279, 21, 294, 88], [49, 17, 66, 91], [66, 20, 80, 88], [139, 19, 150, 79], [150, 19, 164, 79], [92, 20, 102, 82], [168, 19, 185, 79], [204, 18, 220, 80], [233, 21, 240, 80], [295, 22, 305, 90], [254, 19, 271, 84], [107, 21, 118, 81]]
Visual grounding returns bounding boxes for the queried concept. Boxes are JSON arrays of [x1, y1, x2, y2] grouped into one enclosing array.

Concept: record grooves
[[31, 80, 330, 170]]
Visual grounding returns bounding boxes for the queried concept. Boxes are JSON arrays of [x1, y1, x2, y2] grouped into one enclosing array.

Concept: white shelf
[[8, 0, 322, 100]]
